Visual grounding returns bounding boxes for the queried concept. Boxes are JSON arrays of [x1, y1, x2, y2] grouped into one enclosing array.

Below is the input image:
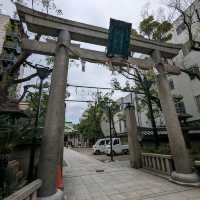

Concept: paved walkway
[[63, 148, 200, 200]]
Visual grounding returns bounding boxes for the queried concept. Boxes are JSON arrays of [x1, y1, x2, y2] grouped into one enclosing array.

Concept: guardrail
[[141, 153, 174, 176], [4, 179, 42, 200]]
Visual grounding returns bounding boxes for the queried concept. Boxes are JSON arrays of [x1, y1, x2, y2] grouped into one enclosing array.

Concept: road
[[63, 148, 200, 200]]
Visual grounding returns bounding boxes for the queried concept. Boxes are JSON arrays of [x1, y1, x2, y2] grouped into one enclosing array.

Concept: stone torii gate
[[15, 3, 200, 199]]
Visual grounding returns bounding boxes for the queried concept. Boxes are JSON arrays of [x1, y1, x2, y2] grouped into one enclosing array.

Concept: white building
[[0, 14, 24, 98], [114, 93, 156, 135], [0, 14, 10, 55], [169, 0, 200, 124], [113, 0, 200, 135]]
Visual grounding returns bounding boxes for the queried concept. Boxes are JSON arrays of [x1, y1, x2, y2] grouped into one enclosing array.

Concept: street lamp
[[28, 66, 51, 182]]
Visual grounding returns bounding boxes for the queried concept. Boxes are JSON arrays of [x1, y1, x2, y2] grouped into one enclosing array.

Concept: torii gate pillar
[[153, 50, 200, 186], [37, 30, 70, 198], [125, 104, 141, 169]]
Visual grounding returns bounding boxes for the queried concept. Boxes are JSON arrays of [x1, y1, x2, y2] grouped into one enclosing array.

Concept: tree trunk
[[0, 73, 10, 110], [146, 92, 160, 148]]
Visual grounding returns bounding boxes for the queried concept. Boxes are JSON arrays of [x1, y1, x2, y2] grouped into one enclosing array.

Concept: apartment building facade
[[169, 0, 200, 124], [0, 14, 22, 98]]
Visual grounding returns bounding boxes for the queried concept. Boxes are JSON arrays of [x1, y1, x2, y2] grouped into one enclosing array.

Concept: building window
[[99, 140, 105, 145], [169, 79, 175, 90], [187, 64, 200, 80], [176, 101, 186, 114], [173, 97, 186, 114], [124, 120, 127, 129], [113, 139, 119, 145], [195, 95, 200, 113], [119, 120, 122, 133], [190, 64, 200, 74], [176, 22, 186, 35]]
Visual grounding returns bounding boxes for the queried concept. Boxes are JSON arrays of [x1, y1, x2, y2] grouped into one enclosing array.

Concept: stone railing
[[72, 147, 92, 153], [4, 179, 42, 200], [195, 160, 200, 172], [141, 153, 174, 176]]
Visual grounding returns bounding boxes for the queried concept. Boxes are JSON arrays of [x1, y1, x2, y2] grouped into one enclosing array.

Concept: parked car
[[93, 138, 110, 154], [105, 138, 129, 155]]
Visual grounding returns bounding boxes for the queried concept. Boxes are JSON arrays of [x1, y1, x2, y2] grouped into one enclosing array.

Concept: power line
[[65, 99, 132, 105], [65, 99, 94, 103], [67, 83, 144, 94], [67, 84, 114, 91]]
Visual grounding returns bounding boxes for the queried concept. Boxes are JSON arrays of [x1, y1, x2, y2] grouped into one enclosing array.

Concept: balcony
[[176, 107, 186, 114], [187, 65, 200, 80], [0, 53, 17, 63], [4, 41, 22, 54], [6, 31, 20, 39]]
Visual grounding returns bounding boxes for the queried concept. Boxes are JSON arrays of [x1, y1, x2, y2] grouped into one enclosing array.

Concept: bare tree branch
[[120, 72, 139, 82], [10, 34, 41, 74], [167, 0, 200, 51], [17, 84, 36, 103], [196, 9, 200, 21], [13, 72, 38, 84]]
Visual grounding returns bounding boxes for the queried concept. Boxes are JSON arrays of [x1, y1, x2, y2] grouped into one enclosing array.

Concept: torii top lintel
[[16, 3, 182, 59]]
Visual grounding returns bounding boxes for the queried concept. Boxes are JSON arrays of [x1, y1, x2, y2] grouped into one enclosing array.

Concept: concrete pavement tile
[[63, 149, 200, 200]]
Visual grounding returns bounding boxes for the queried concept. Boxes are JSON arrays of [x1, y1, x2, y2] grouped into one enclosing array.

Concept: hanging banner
[[107, 18, 132, 59]]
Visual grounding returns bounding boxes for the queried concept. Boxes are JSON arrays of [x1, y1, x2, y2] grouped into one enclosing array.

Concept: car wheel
[[123, 149, 129, 155], [94, 150, 100, 155]]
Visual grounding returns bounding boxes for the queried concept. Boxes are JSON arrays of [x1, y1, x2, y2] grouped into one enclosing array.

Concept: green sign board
[[107, 19, 132, 59]]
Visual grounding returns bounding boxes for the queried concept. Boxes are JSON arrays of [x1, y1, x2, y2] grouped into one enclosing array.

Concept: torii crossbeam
[[16, 3, 182, 58]]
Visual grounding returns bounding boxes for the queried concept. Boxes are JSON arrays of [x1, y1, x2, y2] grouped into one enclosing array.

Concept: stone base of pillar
[[170, 171, 200, 186], [130, 160, 141, 169], [38, 189, 64, 200]]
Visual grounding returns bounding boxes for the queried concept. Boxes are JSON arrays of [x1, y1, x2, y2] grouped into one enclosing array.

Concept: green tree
[[77, 93, 119, 144], [139, 15, 173, 41], [25, 82, 49, 127], [0, 81, 49, 153], [0, 114, 31, 154]]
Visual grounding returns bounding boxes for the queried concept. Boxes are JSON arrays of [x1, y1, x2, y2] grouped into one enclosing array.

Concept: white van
[[93, 138, 110, 154], [105, 138, 129, 155]]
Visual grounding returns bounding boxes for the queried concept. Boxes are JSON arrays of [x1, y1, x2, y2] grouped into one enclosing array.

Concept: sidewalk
[[63, 148, 200, 200]]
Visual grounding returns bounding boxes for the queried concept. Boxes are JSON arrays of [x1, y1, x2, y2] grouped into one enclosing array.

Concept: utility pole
[[108, 106, 114, 162]]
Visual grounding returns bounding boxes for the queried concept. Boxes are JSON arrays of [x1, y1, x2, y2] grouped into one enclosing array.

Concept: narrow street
[[63, 148, 200, 200]]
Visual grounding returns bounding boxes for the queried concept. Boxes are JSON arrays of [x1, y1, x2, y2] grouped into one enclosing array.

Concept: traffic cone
[[56, 164, 64, 190]]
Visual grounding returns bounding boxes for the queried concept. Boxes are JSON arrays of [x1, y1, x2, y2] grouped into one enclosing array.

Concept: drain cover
[[96, 169, 104, 173]]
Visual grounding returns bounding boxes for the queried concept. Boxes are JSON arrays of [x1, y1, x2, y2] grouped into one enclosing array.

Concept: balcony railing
[[176, 107, 186, 114], [6, 31, 19, 38], [0, 53, 17, 63], [4, 41, 22, 53]]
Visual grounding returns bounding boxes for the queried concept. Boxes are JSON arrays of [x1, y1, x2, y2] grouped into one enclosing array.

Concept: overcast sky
[[1, 0, 163, 123]]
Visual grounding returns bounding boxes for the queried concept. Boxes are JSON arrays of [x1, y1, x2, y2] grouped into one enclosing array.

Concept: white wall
[[0, 14, 9, 55], [168, 0, 200, 122]]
